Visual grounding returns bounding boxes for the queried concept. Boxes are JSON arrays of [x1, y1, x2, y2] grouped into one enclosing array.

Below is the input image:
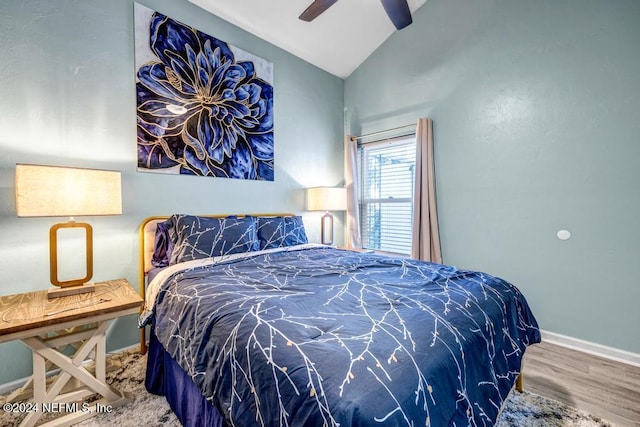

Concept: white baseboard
[[0, 377, 30, 396], [541, 329, 640, 367], [0, 344, 139, 395]]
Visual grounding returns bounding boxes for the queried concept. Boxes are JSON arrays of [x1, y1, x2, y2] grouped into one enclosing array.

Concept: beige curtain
[[345, 135, 362, 248], [411, 118, 442, 263]]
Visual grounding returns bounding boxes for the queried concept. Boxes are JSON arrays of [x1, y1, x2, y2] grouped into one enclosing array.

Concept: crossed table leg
[[17, 320, 132, 427]]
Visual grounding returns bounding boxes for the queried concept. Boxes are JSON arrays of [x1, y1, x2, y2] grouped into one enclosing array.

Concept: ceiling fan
[[299, 0, 413, 30]]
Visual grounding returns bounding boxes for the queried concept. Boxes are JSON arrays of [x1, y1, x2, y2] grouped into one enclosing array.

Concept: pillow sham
[[169, 215, 259, 265], [256, 216, 308, 250], [151, 218, 175, 269]]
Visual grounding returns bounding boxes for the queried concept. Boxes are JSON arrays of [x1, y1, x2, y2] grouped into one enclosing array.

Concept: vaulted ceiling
[[188, 0, 427, 79]]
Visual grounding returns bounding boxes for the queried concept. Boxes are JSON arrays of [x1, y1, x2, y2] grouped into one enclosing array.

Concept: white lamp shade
[[306, 187, 347, 211], [15, 164, 122, 217]]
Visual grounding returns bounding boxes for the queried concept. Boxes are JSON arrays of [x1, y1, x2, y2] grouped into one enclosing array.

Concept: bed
[[138, 213, 540, 427]]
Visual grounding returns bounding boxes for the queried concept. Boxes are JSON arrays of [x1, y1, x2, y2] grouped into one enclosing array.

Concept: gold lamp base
[[48, 220, 95, 299], [47, 283, 96, 299], [321, 211, 335, 245]]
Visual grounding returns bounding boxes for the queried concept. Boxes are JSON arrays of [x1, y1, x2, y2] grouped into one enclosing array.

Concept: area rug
[[0, 348, 613, 426]]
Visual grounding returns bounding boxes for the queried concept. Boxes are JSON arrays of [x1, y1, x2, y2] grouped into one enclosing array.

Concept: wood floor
[[521, 341, 640, 426]]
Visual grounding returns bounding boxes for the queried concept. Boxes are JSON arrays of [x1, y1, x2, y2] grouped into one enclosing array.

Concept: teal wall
[[345, 0, 640, 353], [0, 0, 344, 385], [1, 0, 638, 388]]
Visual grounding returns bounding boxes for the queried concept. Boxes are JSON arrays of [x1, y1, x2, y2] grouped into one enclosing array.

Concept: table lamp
[[15, 164, 122, 299], [306, 187, 346, 245]]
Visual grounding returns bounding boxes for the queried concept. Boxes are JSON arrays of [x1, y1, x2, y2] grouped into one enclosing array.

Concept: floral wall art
[[134, 3, 274, 180]]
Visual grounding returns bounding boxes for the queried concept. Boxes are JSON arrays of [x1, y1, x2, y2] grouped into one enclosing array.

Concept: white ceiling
[[188, 0, 427, 79]]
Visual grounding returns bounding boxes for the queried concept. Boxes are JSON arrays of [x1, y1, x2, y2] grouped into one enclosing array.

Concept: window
[[358, 136, 416, 255]]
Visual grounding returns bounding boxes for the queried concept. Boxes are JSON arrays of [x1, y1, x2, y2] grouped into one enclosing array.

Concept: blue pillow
[[151, 219, 174, 268], [257, 216, 308, 250], [169, 215, 259, 265]]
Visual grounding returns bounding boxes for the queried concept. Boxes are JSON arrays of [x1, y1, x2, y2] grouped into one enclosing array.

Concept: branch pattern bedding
[[141, 215, 540, 427]]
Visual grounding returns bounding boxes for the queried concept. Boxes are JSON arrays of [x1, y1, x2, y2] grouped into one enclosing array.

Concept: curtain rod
[[350, 123, 416, 142]]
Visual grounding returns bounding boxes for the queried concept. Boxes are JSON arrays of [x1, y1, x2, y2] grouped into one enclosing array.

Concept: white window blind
[[358, 136, 416, 255]]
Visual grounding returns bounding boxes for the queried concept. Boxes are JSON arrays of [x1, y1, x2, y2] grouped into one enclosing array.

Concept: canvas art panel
[[134, 3, 274, 181]]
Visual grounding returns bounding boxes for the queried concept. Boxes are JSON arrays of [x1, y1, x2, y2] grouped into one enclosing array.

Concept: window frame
[[357, 134, 416, 256]]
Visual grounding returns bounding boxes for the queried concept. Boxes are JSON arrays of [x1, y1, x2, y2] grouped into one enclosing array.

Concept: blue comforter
[[149, 246, 540, 426]]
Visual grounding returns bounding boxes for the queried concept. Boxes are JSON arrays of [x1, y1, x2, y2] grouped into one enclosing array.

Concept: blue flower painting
[[134, 4, 274, 180]]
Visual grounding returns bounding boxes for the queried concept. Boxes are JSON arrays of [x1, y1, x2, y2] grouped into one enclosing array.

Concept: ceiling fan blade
[[380, 0, 413, 30], [299, 0, 339, 22]]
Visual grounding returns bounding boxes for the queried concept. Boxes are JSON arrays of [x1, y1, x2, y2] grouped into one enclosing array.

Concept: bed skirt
[[145, 326, 226, 427]]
